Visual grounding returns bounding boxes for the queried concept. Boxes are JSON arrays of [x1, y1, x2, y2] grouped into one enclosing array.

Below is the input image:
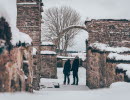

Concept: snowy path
[[1, 67, 130, 100], [1, 82, 130, 100], [39, 67, 89, 91]]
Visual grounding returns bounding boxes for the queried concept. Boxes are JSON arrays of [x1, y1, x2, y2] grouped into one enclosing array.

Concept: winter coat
[[71, 58, 79, 73], [63, 60, 71, 76]]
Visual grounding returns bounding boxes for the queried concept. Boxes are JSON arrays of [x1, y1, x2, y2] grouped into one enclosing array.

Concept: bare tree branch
[[42, 6, 81, 55]]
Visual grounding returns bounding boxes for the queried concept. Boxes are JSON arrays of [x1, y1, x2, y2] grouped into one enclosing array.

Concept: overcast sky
[[43, 0, 130, 20], [2, 0, 130, 51], [43, 0, 130, 51]]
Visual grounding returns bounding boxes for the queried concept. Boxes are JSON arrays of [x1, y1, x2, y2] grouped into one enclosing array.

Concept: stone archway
[[58, 25, 88, 86], [59, 25, 89, 56], [59, 19, 130, 89], [59, 25, 88, 37]]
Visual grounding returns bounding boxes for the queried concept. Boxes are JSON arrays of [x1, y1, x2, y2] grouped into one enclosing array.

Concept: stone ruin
[[17, 0, 43, 90], [40, 42, 57, 78], [85, 19, 130, 89], [0, 0, 59, 92], [0, 17, 33, 92]]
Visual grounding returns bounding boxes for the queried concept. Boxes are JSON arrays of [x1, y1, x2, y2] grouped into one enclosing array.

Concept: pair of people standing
[[63, 56, 79, 85]]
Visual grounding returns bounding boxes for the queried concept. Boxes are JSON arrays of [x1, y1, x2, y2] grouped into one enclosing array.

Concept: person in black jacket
[[63, 59, 71, 85], [71, 56, 79, 85]]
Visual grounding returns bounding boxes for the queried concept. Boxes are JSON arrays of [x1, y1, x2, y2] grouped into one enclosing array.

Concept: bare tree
[[42, 6, 81, 55]]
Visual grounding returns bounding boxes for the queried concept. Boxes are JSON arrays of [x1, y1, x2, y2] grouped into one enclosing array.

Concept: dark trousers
[[64, 74, 70, 84], [73, 72, 78, 85]]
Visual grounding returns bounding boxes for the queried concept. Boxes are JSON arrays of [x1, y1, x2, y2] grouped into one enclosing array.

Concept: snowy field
[[0, 67, 130, 100]]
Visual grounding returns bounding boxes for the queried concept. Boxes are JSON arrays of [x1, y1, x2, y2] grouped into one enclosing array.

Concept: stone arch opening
[[59, 25, 88, 37], [58, 25, 89, 86]]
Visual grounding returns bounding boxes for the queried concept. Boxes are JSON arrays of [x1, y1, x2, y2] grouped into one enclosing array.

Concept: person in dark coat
[[71, 56, 79, 85], [63, 59, 71, 85]]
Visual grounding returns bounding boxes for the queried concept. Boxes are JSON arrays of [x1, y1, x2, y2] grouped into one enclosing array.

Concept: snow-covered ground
[[40, 67, 88, 91], [1, 82, 130, 100], [1, 67, 130, 100]]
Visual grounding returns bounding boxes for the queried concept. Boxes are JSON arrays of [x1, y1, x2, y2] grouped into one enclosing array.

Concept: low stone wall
[[86, 49, 125, 89], [0, 47, 33, 92], [105, 62, 125, 86], [41, 46, 56, 51]]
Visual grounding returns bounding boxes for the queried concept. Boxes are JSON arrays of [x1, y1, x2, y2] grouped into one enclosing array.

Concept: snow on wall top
[[108, 53, 130, 61], [40, 51, 56, 55], [41, 42, 55, 46], [57, 56, 75, 59], [32, 47, 37, 55], [90, 42, 130, 53], [0, 0, 32, 45], [0, 39, 6, 48], [17, 2, 37, 5], [116, 64, 130, 78]]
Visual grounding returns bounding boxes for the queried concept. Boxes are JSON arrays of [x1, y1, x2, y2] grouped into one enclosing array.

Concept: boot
[[63, 81, 66, 85], [71, 83, 75, 85]]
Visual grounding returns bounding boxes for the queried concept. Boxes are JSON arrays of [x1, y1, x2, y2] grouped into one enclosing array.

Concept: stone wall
[[86, 49, 125, 89], [0, 47, 33, 92], [0, 16, 33, 92], [85, 19, 130, 47], [0, 16, 34, 92], [41, 46, 56, 51], [40, 44, 57, 78], [17, 0, 43, 90], [85, 19, 130, 89], [41, 55, 57, 78]]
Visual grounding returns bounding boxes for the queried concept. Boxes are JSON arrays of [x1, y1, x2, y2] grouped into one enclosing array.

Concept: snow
[[24, 75, 28, 79], [11, 27, 32, 45], [126, 71, 130, 78], [17, 2, 37, 5], [90, 42, 130, 53], [1, 81, 130, 100], [110, 82, 130, 89], [117, 64, 130, 71], [116, 64, 130, 78], [122, 40, 130, 43], [40, 51, 57, 55], [57, 56, 75, 59], [23, 60, 29, 64], [0, 67, 130, 100], [0, 39, 5, 48], [32, 47, 37, 55], [41, 42, 54, 46], [40, 67, 87, 91], [108, 53, 130, 61], [0, 0, 32, 46]]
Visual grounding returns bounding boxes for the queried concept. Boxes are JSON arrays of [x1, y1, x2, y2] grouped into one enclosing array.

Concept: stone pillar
[[40, 42, 57, 78], [17, 0, 44, 90]]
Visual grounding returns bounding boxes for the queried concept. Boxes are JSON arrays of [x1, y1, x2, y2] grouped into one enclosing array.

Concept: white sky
[[43, 0, 130, 20], [0, 0, 17, 25], [43, 0, 130, 51], [1, 0, 130, 51]]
